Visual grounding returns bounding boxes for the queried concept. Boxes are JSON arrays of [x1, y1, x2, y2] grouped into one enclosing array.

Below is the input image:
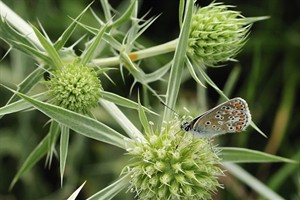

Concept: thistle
[[125, 121, 223, 200], [187, 2, 252, 66], [46, 63, 102, 114]]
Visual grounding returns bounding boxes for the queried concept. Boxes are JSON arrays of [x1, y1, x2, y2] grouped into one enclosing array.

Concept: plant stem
[[90, 39, 178, 67], [99, 99, 146, 143]]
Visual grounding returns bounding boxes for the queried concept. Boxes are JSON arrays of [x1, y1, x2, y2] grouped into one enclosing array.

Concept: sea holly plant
[[0, 0, 153, 187], [0, 0, 296, 200]]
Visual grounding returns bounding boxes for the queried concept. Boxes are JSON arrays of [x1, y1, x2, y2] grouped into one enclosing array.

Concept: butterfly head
[[180, 122, 191, 132]]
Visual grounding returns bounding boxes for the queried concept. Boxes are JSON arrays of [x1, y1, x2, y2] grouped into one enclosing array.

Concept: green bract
[[187, 2, 251, 66], [125, 121, 223, 200], [46, 64, 102, 114]]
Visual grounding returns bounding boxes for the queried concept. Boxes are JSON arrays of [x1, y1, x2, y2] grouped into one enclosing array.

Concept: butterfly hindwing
[[185, 98, 251, 138]]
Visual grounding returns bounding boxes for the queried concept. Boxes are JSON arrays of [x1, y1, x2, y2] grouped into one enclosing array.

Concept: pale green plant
[[0, 0, 296, 199]]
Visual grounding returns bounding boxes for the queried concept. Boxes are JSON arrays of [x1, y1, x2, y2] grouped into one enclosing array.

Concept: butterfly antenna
[[160, 100, 181, 117], [160, 100, 186, 150]]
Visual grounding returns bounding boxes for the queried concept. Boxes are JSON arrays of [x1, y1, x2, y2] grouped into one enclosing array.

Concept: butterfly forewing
[[185, 97, 251, 138]]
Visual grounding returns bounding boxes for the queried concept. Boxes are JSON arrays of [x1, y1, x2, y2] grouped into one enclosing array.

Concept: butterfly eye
[[181, 122, 191, 131]]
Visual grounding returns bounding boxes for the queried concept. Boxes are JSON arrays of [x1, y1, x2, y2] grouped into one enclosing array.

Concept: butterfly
[[180, 97, 251, 138]]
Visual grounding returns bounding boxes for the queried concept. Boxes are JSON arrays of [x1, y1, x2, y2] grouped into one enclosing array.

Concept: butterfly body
[[181, 97, 251, 138]]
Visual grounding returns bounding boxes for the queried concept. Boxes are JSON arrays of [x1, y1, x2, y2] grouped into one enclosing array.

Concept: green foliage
[[0, 0, 299, 200]]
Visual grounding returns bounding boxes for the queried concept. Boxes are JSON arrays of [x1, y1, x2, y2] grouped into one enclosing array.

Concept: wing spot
[[205, 121, 211, 125]]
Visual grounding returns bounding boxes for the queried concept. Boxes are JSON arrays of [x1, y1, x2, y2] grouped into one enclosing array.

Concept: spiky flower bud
[[125, 121, 223, 200], [46, 64, 102, 114], [187, 2, 252, 66]]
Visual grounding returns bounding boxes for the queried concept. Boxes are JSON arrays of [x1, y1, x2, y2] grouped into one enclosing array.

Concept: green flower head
[[46, 64, 102, 114], [125, 121, 223, 200], [187, 2, 252, 66]]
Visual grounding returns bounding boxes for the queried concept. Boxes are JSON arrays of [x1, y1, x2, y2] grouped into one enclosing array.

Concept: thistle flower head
[[187, 2, 252, 66], [125, 121, 223, 200], [46, 64, 102, 114]]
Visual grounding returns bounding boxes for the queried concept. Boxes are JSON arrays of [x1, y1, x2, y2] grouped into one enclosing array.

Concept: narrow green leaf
[[46, 120, 60, 167], [120, 52, 141, 74], [100, 0, 112, 22], [178, 0, 185, 27], [54, 3, 92, 50], [198, 66, 229, 100], [110, 0, 137, 28], [0, 18, 42, 51], [6, 67, 46, 104], [250, 121, 267, 138], [0, 2, 43, 49], [60, 125, 69, 186], [0, 92, 48, 117], [101, 33, 123, 51], [11, 42, 51, 63], [87, 174, 130, 200], [185, 57, 206, 88], [4, 87, 130, 149], [10, 134, 50, 189], [220, 147, 296, 163], [80, 23, 109, 66], [129, 15, 160, 45], [144, 62, 171, 83], [137, 93, 150, 134], [67, 181, 86, 200], [96, 67, 115, 75], [32, 26, 64, 69], [101, 91, 157, 115], [163, 0, 193, 121]]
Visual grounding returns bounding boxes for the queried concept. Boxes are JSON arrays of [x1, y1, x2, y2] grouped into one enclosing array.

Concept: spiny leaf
[[220, 147, 297, 163]]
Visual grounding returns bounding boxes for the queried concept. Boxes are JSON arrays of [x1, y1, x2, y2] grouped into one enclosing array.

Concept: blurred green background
[[0, 0, 299, 199]]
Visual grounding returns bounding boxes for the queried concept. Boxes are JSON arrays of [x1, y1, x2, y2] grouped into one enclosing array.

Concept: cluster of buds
[[125, 121, 223, 199]]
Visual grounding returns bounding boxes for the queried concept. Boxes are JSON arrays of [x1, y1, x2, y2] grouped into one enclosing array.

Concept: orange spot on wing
[[237, 122, 244, 126], [235, 103, 241, 110]]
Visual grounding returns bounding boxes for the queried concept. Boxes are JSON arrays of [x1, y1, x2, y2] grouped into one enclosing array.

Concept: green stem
[[90, 39, 178, 67], [99, 99, 146, 143]]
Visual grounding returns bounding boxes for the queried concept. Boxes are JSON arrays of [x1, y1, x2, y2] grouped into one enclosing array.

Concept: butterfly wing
[[188, 97, 252, 138]]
